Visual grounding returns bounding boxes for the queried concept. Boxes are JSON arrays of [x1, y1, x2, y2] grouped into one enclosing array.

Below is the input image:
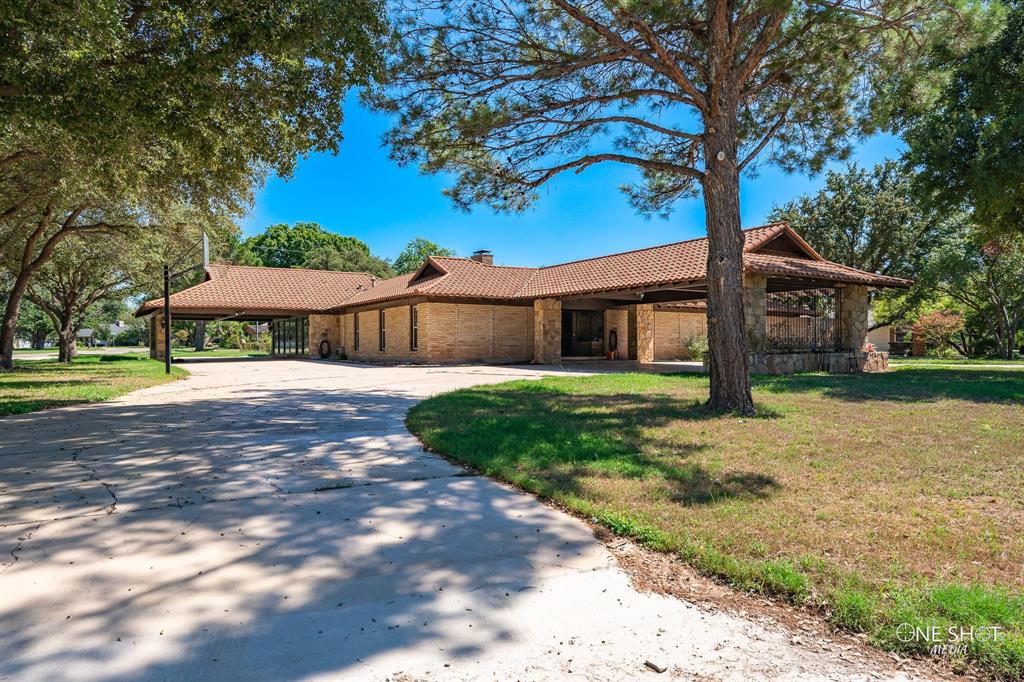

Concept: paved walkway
[[1, 360, 934, 681]]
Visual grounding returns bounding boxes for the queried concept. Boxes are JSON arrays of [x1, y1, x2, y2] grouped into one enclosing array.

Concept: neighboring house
[[136, 222, 910, 373]]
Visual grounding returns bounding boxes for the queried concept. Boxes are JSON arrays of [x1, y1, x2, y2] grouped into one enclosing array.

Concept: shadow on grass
[[409, 387, 781, 508], [753, 366, 1024, 404]]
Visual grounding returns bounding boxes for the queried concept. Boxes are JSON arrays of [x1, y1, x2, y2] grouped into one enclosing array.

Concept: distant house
[[136, 222, 910, 373]]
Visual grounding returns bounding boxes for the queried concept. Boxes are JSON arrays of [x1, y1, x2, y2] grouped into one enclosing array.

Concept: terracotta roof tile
[[137, 263, 374, 314], [137, 223, 909, 318]]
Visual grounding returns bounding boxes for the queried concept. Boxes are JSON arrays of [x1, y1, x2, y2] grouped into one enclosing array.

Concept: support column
[[532, 298, 561, 364], [149, 314, 167, 361], [839, 285, 869, 351], [741, 273, 768, 352], [603, 308, 628, 359], [628, 304, 655, 363]]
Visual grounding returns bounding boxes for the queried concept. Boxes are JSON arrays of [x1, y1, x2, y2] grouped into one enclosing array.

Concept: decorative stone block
[[628, 304, 655, 363], [532, 298, 561, 364]]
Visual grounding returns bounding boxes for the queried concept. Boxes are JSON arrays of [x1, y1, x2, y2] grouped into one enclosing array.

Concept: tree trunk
[[57, 327, 77, 362], [31, 329, 48, 349], [0, 269, 34, 369], [194, 320, 206, 351], [702, 114, 755, 415]]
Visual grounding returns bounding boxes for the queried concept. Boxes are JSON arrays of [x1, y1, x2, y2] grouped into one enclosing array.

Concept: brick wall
[[338, 301, 532, 363], [653, 311, 706, 360]]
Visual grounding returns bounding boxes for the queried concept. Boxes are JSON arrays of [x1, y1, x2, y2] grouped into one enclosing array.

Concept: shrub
[[684, 334, 709, 361]]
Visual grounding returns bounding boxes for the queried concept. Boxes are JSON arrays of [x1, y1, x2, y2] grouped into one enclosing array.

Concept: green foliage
[[12, 299, 52, 349], [393, 237, 456, 274], [770, 161, 959, 279], [684, 334, 709, 362], [302, 245, 395, 278], [0, 0, 385, 365], [242, 222, 371, 268], [905, 0, 1024, 238], [372, 0, 988, 215], [916, 230, 1024, 358]]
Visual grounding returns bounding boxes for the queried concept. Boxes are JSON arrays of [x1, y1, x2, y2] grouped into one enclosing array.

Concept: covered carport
[[134, 262, 375, 363]]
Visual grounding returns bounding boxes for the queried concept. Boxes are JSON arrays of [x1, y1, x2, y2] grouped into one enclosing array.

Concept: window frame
[[353, 312, 360, 351], [379, 309, 387, 351], [410, 305, 418, 351]]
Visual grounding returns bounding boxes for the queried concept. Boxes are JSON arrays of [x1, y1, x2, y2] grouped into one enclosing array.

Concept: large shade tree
[[769, 161, 963, 326], [373, 0, 982, 414], [905, 0, 1024, 239], [0, 0, 385, 368], [393, 237, 456, 274], [242, 222, 376, 269]]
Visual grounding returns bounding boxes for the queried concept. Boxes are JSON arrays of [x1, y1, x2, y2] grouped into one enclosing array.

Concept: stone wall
[[653, 311, 706, 360], [746, 350, 890, 374], [533, 298, 561, 364], [628, 304, 655, 363], [840, 285, 869, 351], [603, 308, 628, 359], [741, 273, 768, 352], [338, 302, 532, 364], [308, 314, 342, 359]]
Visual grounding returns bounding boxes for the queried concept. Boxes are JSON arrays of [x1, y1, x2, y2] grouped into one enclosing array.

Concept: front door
[[561, 310, 605, 357]]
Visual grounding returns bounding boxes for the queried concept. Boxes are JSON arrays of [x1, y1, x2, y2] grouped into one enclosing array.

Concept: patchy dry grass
[[408, 367, 1024, 678], [0, 355, 186, 416]]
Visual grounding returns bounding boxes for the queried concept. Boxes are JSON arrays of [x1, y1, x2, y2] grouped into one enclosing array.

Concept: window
[[410, 305, 418, 351], [379, 309, 387, 351], [354, 313, 360, 351]]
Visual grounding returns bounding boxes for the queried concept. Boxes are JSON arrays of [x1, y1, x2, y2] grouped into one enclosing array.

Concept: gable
[[409, 259, 447, 285], [751, 230, 821, 260]]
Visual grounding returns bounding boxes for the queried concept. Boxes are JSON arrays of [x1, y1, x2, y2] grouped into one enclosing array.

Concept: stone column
[[532, 298, 561, 364], [149, 314, 167, 361], [628, 304, 655, 363], [603, 308, 628, 359], [741, 273, 768, 352], [839, 285, 869, 351]]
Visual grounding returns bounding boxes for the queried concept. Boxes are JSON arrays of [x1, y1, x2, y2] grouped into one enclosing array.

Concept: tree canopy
[[904, 0, 1024, 239], [393, 238, 456, 274], [242, 223, 372, 269], [770, 162, 955, 279], [0, 0, 386, 367]]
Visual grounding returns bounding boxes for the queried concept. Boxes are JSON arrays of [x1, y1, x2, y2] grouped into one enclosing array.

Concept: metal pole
[[163, 263, 171, 374]]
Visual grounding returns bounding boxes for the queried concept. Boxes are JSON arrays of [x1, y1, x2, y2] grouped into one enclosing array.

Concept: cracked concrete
[[1, 359, 941, 681]]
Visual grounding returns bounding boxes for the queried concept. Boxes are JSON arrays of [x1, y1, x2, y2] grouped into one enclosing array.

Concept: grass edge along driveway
[[0, 355, 187, 416], [407, 368, 1024, 679]]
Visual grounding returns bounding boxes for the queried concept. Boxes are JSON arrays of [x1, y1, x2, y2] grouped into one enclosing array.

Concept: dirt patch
[[596, 527, 978, 682]]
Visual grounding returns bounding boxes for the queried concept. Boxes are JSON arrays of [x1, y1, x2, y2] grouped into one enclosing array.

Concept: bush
[[684, 334, 709, 361]]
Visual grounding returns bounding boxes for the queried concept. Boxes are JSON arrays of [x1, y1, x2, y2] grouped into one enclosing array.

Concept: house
[[136, 222, 910, 373]]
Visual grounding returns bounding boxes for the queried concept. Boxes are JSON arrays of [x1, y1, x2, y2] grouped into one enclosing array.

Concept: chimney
[[470, 249, 493, 265]]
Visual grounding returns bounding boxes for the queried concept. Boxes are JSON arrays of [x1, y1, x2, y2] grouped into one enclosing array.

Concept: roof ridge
[[209, 261, 375, 276], [430, 255, 538, 271], [530, 222, 786, 271]]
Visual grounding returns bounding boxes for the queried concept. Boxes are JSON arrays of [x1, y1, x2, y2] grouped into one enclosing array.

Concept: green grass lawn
[[0, 355, 187, 416], [408, 366, 1024, 678], [890, 356, 1024, 365]]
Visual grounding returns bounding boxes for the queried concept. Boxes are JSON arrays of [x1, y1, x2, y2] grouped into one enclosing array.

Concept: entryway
[[561, 309, 604, 357]]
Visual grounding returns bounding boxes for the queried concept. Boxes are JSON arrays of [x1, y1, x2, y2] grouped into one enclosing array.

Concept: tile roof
[[136, 223, 911, 318], [137, 262, 374, 315]]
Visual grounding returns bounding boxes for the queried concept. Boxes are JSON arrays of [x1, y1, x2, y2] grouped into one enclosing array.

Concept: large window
[[379, 309, 386, 351], [410, 305, 418, 351], [270, 317, 308, 355], [354, 313, 360, 351]]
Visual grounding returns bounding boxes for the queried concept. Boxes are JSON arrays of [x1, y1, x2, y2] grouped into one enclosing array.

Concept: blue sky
[[243, 99, 904, 267]]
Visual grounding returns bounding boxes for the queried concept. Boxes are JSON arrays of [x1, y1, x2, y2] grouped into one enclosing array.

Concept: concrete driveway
[[1, 360, 931, 681]]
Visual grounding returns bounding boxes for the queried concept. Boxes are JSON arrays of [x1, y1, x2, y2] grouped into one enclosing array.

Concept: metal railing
[[765, 287, 841, 352]]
